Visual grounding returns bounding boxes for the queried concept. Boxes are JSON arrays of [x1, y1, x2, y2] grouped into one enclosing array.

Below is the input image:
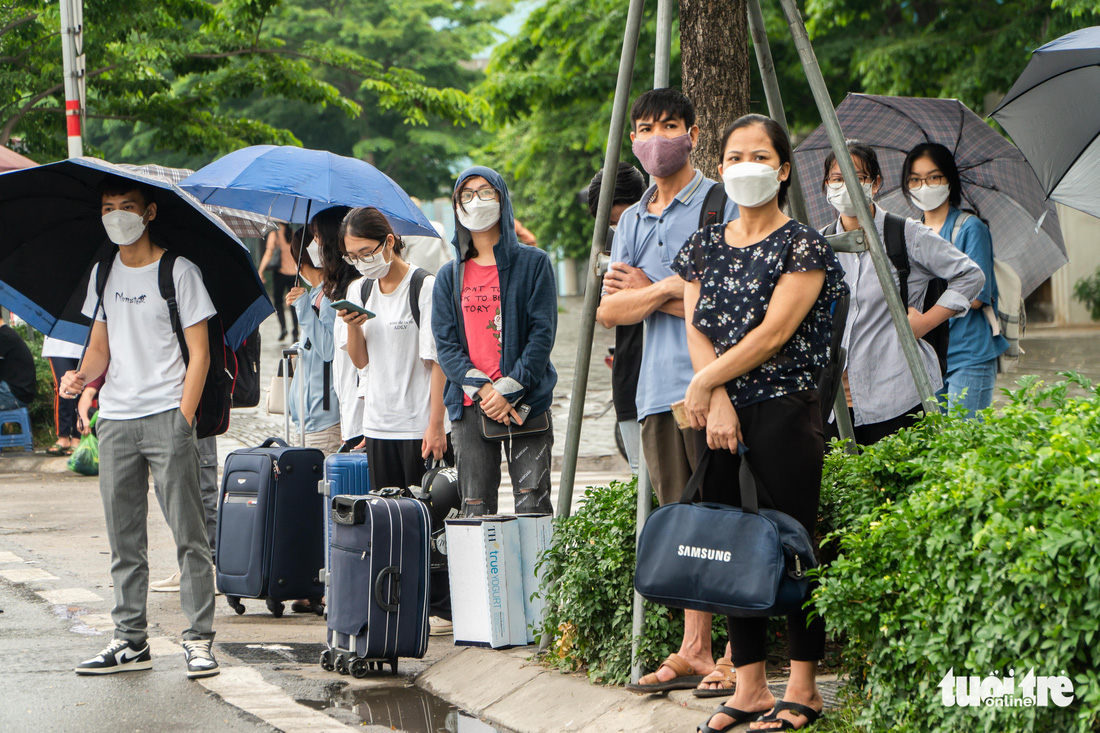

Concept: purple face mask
[[632, 132, 693, 178]]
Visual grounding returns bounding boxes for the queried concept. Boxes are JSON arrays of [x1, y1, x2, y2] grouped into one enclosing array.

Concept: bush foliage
[[815, 375, 1100, 732]]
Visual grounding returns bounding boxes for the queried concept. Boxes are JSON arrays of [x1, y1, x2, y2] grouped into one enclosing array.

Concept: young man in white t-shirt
[[59, 176, 220, 679]]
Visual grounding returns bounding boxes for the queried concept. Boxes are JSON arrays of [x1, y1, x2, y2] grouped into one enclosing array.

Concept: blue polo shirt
[[608, 170, 738, 421]]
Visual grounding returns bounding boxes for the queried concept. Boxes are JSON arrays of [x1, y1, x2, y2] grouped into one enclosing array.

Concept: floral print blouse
[[672, 219, 848, 408]]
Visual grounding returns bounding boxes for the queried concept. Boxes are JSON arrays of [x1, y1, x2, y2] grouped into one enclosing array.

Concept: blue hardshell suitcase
[[320, 494, 431, 676], [216, 437, 326, 617], [319, 453, 372, 595]]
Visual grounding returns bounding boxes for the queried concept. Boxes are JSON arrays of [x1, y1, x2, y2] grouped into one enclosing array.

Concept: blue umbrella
[[0, 157, 272, 350], [179, 146, 440, 238]]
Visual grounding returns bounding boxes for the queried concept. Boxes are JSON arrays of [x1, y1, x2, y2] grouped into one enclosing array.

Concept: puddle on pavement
[[299, 685, 514, 733], [53, 604, 101, 636]]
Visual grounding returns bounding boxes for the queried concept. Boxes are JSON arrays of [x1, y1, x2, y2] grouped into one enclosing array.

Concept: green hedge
[[815, 375, 1100, 732]]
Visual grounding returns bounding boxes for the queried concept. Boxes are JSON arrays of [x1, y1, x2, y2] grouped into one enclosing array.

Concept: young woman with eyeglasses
[[900, 143, 1008, 416], [820, 141, 984, 445], [431, 166, 558, 517]]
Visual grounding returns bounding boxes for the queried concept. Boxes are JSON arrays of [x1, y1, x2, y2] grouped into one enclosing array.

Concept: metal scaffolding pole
[[59, 0, 84, 158], [745, 0, 858, 448], [554, 0, 647, 519], [776, 0, 938, 413]]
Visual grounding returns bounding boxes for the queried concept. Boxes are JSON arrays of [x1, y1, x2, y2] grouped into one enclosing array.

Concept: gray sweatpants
[[451, 412, 554, 517], [97, 408, 215, 644]]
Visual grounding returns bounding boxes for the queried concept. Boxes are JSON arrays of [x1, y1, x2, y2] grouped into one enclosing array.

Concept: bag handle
[[678, 444, 760, 514], [261, 437, 289, 448], [374, 565, 401, 613]]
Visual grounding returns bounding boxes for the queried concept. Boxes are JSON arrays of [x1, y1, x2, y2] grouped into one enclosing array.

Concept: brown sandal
[[624, 653, 705, 693], [693, 657, 737, 698]]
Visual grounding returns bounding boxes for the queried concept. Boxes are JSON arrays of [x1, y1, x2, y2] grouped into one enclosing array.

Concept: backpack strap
[[322, 360, 331, 411], [822, 221, 838, 237], [697, 181, 727, 231], [157, 250, 190, 365], [360, 277, 374, 307], [80, 252, 117, 364], [950, 212, 972, 244], [408, 266, 429, 329], [883, 212, 909, 307]]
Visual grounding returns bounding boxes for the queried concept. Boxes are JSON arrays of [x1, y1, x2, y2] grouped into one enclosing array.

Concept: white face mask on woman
[[305, 239, 322, 268], [102, 209, 149, 246], [826, 181, 873, 218], [456, 198, 501, 233], [721, 162, 783, 208], [353, 236, 393, 279], [909, 183, 951, 212]]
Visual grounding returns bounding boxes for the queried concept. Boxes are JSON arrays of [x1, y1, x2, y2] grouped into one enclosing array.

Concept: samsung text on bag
[[677, 544, 732, 562]]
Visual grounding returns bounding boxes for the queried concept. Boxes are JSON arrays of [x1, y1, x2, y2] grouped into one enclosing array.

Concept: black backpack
[[231, 328, 261, 408], [93, 251, 236, 438], [359, 267, 430, 328], [698, 181, 728, 230], [824, 213, 949, 377]]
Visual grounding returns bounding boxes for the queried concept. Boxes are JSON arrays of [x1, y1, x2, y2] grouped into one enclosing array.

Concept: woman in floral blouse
[[674, 114, 846, 733]]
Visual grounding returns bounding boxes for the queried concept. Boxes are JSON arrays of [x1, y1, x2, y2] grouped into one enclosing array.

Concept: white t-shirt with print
[[340, 265, 439, 440], [81, 253, 216, 420]]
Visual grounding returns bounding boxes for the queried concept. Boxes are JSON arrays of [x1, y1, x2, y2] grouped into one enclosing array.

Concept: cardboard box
[[515, 514, 554, 643], [444, 515, 525, 648]]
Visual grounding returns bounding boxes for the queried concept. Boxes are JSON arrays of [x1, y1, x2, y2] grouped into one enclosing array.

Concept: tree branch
[[0, 81, 64, 145], [0, 12, 37, 38]]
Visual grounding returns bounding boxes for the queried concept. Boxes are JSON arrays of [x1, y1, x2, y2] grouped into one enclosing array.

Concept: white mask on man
[[102, 209, 148, 246]]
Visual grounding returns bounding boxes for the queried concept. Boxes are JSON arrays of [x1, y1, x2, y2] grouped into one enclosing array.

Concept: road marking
[[36, 587, 104, 604], [149, 636, 183, 657], [0, 551, 24, 563], [79, 613, 115, 632], [0, 567, 58, 583], [199, 666, 355, 732]]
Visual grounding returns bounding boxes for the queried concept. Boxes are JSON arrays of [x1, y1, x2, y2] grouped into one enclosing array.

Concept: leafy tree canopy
[[1, 0, 498, 179]]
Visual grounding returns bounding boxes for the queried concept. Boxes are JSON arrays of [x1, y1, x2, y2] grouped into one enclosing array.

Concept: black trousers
[[826, 404, 922, 446], [695, 390, 827, 666], [362, 436, 454, 494], [49, 357, 81, 439], [270, 271, 299, 336]]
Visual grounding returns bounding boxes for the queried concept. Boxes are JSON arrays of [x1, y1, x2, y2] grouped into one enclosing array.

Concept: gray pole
[[776, 0, 938, 413], [59, 0, 84, 157], [555, 0, 647, 518], [746, 0, 858, 447]]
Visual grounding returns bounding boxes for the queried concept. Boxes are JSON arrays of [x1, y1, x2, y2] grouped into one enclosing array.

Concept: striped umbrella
[[794, 93, 1066, 297]]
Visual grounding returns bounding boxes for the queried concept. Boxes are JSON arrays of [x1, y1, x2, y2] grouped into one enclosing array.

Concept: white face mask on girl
[[909, 183, 951, 212], [456, 198, 501, 233], [722, 162, 783, 208], [305, 239, 322, 268], [102, 209, 149, 246], [354, 236, 393, 279], [827, 181, 874, 218]]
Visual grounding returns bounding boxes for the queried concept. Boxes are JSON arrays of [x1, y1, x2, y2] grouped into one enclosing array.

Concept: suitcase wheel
[[226, 596, 245, 615], [319, 649, 335, 672], [349, 658, 369, 679], [335, 652, 350, 675], [266, 598, 285, 618]]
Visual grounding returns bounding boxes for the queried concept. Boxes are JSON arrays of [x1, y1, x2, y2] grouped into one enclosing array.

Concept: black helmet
[[416, 464, 460, 530]]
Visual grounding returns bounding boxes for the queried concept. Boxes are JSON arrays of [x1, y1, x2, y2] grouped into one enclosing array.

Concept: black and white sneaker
[[75, 639, 152, 675], [182, 639, 220, 679]]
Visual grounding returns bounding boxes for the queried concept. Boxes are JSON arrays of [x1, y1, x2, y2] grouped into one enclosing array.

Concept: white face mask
[[722, 162, 783, 208], [102, 209, 149, 246], [456, 198, 501, 233], [354, 237, 393, 279], [909, 183, 951, 212], [305, 239, 322, 268], [826, 181, 873, 218]]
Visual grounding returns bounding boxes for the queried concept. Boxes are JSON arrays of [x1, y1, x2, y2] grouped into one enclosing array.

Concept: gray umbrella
[[795, 93, 1066, 297], [991, 26, 1100, 221]]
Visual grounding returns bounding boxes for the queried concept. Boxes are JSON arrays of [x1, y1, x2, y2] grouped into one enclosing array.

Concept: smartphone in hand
[[330, 299, 376, 319]]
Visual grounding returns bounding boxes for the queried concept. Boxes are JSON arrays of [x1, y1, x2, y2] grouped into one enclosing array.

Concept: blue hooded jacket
[[432, 166, 558, 421]]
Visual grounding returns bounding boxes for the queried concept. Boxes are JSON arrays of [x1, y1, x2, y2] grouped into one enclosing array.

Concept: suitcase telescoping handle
[[374, 566, 400, 613], [261, 437, 289, 448]]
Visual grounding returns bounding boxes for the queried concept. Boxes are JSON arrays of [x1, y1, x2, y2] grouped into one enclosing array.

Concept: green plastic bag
[[68, 413, 99, 476]]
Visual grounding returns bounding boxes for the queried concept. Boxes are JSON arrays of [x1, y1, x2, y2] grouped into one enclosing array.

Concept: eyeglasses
[[342, 238, 387, 265], [825, 175, 871, 190], [459, 188, 498, 205], [906, 174, 947, 190]]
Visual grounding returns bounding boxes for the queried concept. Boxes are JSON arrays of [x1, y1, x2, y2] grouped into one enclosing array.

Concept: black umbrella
[[0, 157, 273, 350]]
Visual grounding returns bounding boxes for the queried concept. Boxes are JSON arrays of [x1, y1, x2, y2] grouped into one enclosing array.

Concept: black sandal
[[752, 700, 823, 730], [697, 704, 764, 733]]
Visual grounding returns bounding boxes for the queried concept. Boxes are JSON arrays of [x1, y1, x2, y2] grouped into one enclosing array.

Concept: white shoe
[[182, 639, 220, 679], [150, 570, 181, 592], [429, 616, 453, 636]]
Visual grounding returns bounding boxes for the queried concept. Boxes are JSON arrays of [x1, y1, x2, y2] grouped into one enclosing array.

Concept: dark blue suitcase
[[216, 437, 326, 617], [320, 494, 431, 676]]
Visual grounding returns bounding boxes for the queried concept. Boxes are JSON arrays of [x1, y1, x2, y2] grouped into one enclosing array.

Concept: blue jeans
[[0, 380, 26, 411], [940, 359, 997, 419]]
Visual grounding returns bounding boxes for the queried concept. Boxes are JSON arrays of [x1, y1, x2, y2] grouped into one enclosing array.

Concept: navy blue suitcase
[[216, 437, 326, 617], [320, 494, 431, 676]]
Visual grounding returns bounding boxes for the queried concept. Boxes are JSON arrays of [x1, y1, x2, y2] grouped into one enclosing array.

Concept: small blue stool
[[0, 407, 34, 452]]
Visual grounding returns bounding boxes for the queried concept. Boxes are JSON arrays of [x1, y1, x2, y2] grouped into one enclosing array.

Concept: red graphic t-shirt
[[462, 260, 504, 406]]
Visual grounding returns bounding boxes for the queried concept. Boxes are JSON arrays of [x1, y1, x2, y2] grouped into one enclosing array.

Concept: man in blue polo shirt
[[598, 88, 737, 695]]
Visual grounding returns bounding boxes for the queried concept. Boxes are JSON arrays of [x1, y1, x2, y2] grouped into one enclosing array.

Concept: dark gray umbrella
[[992, 26, 1100, 221], [795, 93, 1066, 296]]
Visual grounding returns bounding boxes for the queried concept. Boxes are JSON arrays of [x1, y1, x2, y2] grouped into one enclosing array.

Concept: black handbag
[[634, 447, 817, 618], [478, 406, 550, 441]]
